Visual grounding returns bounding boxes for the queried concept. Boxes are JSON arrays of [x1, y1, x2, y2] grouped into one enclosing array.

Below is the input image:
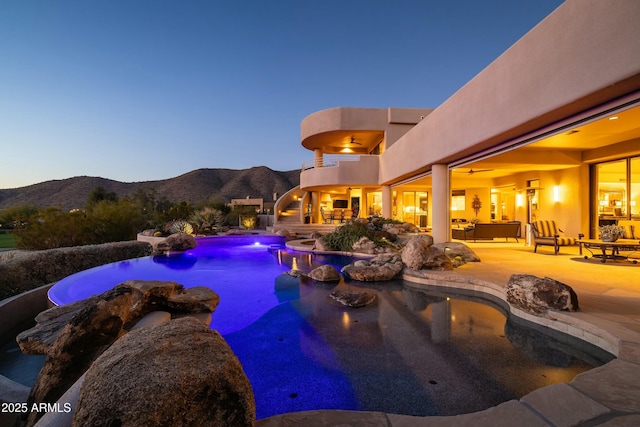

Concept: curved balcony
[[300, 155, 380, 190]]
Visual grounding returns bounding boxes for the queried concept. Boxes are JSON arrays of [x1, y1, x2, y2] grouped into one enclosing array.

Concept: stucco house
[[274, 0, 640, 244]]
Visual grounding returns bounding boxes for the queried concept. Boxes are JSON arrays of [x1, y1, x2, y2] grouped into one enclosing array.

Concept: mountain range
[[0, 167, 300, 211]]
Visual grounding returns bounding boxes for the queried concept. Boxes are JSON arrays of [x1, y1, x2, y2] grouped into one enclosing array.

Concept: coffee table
[[578, 239, 640, 264]]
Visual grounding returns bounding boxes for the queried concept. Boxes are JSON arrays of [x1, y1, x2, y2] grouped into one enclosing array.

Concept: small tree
[[166, 201, 194, 222], [86, 186, 118, 209], [0, 204, 39, 228]]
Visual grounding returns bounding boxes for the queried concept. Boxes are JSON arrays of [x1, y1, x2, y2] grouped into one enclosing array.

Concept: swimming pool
[[47, 236, 613, 419]]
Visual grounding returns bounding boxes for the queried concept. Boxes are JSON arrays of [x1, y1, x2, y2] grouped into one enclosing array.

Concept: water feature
[[4, 236, 614, 419]]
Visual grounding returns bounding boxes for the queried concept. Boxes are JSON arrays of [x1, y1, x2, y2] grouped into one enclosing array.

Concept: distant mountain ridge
[[0, 167, 300, 211]]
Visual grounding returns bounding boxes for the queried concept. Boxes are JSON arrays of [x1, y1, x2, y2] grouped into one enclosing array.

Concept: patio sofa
[[452, 222, 521, 242]]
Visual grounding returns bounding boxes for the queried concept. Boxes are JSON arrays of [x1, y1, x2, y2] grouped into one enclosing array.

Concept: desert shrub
[[13, 207, 93, 250], [322, 218, 401, 252], [87, 199, 148, 242], [168, 220, 194, 235], [189, 207, 224, 234], [86, 186, 118, 209], [166, 201, 194, 222], [0, 203, 39, 228], [322, 221, 375, 252], [226, 206, 259, 229], [13, 199, 148, 250]]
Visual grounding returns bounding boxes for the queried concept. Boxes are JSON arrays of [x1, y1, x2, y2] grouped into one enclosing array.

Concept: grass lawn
[[0, 232, 16, 249]]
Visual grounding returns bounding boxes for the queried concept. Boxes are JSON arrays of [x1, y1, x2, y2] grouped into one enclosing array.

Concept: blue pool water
[[45, 236, 612, 419]]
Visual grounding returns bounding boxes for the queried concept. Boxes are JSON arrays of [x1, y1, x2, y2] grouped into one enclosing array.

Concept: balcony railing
[[301, 155, 368, 170]]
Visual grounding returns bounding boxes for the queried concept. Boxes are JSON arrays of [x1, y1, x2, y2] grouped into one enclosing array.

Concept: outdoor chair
[[530, 220, 583, 255], [320, 208, 333, 224]]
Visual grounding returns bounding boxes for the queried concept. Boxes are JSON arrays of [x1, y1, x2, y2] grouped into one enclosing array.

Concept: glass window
[[367, 192, 382, 217], [451, 190, 466, 213], [596, 160, 627, 220], [401, 191, 428, 227], [631, 157, 640, 219]]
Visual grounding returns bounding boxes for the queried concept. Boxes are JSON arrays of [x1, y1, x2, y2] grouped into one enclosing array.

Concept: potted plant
[[598, 224, 625, 242]]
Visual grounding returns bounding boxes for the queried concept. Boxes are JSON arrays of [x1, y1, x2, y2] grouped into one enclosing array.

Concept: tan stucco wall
[[301, 107, 433, 151], [300, 155, 380, 190], [379, 0, 640, 185]]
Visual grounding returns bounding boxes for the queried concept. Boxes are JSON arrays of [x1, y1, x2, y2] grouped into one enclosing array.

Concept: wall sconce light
[[553, 185, 560, 203], [516, 193, 524, 208]]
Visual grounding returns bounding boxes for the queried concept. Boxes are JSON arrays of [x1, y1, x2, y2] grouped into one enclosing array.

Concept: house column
[[382, 185, 392, 218], [431, 164, 450, 243], [314, 149, 323, 167], [311, 192, 320, 223]]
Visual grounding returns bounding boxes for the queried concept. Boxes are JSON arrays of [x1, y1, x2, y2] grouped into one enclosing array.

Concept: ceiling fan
[[454, 168, 494, 175], [348, 136, 362, 146]]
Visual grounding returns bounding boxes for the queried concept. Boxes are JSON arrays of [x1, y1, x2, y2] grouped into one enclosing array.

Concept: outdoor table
[[577, 238, 640, 264]]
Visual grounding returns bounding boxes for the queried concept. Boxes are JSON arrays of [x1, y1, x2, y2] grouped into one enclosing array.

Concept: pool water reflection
[[46, 237, 613, 419]]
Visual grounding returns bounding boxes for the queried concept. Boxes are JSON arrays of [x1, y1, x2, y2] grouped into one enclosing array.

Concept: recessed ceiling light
[[608, 116, 619, 120]]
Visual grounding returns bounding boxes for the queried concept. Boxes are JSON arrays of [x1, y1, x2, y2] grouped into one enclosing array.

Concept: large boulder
[[154, 232, 198, 254], [308, 265, 341, 282], [16, 281, 220, 427], [313, 236, 332, 251], [341, 253, 404, 281], [505, 274, 579, 315], [73, 317, 255, 427], [352, 236, 377, 254], [401, 237, 453, 271], [433, 242, 481, 265]]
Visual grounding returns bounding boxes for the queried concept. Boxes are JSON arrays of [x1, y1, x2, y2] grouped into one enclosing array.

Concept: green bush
[[13, 199, 148, 250], [322, 221, 375, 252], [227, 206, 259, 229], [168, 220, 194, 235], [322, 218, 401, 252], [189, 207, 224, 234]]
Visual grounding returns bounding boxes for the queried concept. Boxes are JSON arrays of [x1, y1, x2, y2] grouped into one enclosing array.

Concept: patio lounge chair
[[530, 220, 584, 255]]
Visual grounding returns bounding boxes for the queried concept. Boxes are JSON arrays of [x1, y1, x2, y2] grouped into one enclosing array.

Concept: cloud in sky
[[0, 0, 563, 188]]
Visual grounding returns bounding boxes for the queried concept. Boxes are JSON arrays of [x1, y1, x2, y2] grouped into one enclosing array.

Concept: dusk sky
[[1, 1, 563, 189]]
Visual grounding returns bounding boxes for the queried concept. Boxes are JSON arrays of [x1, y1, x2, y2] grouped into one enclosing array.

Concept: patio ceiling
[[303, 130, 384, 154], [451, 104, 640, 180]]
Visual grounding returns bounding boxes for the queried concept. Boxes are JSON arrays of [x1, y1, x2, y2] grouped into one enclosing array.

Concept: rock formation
[[433, 242, 481, 263], [505, 274, 579, 315], [313, 236, 332, 251], [352, 236, 377, 254], [401, 237, 453, 271], [308, 264, 341, 282], [16, 281, 220, 427], [154, 232, 198, 253], [341, 253, 404, 281], [72, 317, 255, 427]]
